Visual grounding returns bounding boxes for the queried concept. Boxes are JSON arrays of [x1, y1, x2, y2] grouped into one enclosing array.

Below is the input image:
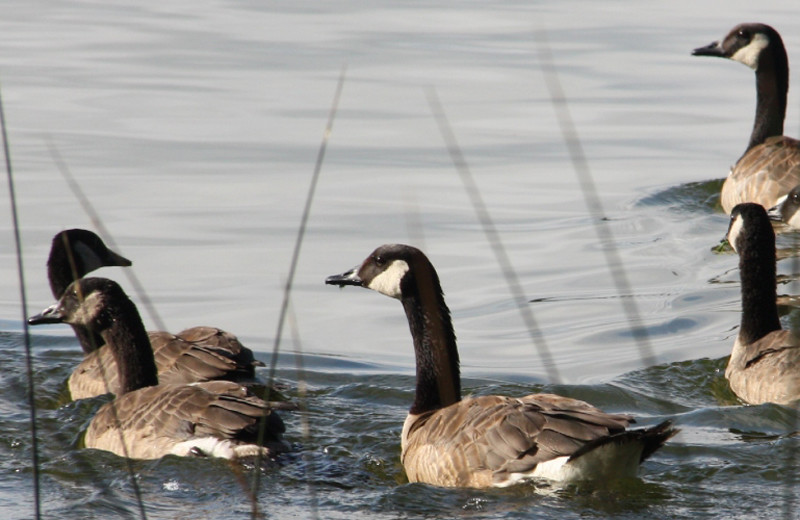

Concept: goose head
[[30, 277, 158, 393], [325, 244, 425, 300], [48, 229, 132, 298], [768, 186, 800, 229], [326, 244, 460, 413], [29, 277, 126, 333], [726, 202, 773, 254], [693, 23, 780, 71]]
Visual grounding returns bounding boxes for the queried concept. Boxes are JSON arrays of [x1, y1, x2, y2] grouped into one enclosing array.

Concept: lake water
[[1, 0, 800, 518]]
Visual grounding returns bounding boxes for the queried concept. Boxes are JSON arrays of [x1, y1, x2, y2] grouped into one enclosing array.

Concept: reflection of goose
[[29, 277, 288, 460], [47, 229, 263, 400], [693, 23, 800, 214], [326, 244, 677, 488], [725, 203, 800, 404]]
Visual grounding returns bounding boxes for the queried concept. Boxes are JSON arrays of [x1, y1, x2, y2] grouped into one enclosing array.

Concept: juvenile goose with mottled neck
[[29, 277, 289, 460], [726, 203, 800, 404], [47, 229, 263, 400], [326, 244, 677, 488], [693, 23, 800, 214]]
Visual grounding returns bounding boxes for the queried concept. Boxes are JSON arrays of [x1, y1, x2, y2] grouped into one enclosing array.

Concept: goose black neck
[[47, 250, 75, 300], [400, 262, 461, 415], [747, 37, 788, 153], [737, 217, 781, 345], [47, 241, 105, 354], [98, 294, 159, 394]]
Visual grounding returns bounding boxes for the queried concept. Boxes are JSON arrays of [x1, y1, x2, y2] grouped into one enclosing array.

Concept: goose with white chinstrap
[[693, 23, 800, 214], [326, 244, 677, 488], [725, 203, 800, 404]]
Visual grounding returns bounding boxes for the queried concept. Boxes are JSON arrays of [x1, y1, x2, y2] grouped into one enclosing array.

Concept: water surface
[[1, 1, 800, 518]]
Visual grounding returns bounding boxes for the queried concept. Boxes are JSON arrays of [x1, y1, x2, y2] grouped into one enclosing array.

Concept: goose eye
[[374, 255, 386, 267], [737, 29, 749, 40], [792, 193, 800, 203]]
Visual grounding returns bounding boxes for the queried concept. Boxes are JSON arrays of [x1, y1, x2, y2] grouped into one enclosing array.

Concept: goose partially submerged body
[[47, 229, 263, 399], [767, 185, 800, 229], [693, 23, 800, 214], [326, 244, 677, 488], [725, 203, 800, 404], [29, 277, 289, 460]]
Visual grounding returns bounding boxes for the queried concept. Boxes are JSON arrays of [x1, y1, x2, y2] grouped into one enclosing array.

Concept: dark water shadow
[[636, 179, 724, 215]]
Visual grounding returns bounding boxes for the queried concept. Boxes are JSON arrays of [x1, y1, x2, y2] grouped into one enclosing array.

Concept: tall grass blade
[[533, 27, 657, 368], [251, 65, 346, 518], [425, 86, 562, 384], [0, 78, 42, 520]]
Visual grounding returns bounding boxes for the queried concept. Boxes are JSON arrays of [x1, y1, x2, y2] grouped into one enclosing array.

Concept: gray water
[[1, 0, 800, 518]]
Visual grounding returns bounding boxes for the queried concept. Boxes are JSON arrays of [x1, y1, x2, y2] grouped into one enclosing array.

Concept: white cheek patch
[[366, 260, 409, 299], [731, 33, 770, 69], [728, 214, 744, 253]]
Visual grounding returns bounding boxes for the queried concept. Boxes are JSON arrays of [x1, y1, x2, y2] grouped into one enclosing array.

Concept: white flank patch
[[727, 213, 744, 253], [529, 456, 570, 481], [367, 259, 409, 299], [494, 456, 571, 487], [495, 440, 645, 487], [171, 437, 236, 459], [731, 33, 770, 69], [489, 457, 571, 488]]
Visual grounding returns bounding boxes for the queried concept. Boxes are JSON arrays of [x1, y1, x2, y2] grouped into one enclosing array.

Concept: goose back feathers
[[326, 244, 676, 488], [69, 327, 261, 400]]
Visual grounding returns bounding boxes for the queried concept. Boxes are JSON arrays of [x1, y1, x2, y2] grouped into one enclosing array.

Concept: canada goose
[[29, 277, 289, 460], [725, 203, 800, 404], [693, 23, 800, 214], [767, 185, 800, 229], [48, 229, 133, 351], [47, 229, 263, 400], [325, 244, 677, 488]]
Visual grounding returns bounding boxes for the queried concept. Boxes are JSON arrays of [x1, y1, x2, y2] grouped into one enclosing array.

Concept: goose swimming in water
[[46, 229, 263, 400], [725, 203, 800, 404], [693, 23, 800, 214], [326, 244, 677, 488], [29, 277, 289, 460], [767, 185, 800, 229]]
